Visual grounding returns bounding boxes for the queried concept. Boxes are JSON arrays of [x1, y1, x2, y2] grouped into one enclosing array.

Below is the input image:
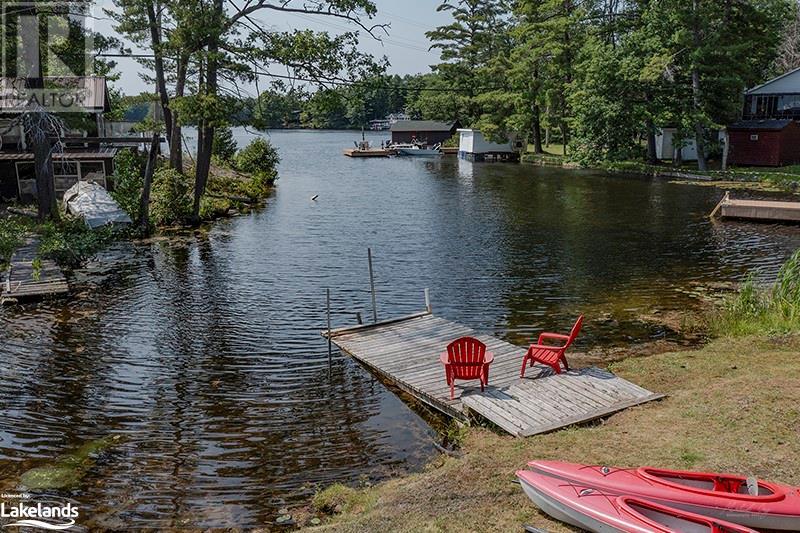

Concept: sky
[[93, 0, 452, 96]]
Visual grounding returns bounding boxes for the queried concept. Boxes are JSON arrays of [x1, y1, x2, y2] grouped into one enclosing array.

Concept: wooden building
[[457, 128, 521, 162], [728, 119, 800, 167], [743, 67, 800, 120], [0, 77, 130, 203], [390, 120, 461, 146]]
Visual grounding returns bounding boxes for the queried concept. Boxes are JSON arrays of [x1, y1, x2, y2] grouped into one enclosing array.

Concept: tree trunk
[[169, 55, 188, 173], [531, 102, 544, 154], [140, 133, 160, 231], [192, 0, 222, 224], [721, 128, 730, 171], [646, 118, 657, 164], [32, 128, 56, 221], [146, 0, 173, 148], [691, 0, 708, 171], [560, 121, 568, 157]]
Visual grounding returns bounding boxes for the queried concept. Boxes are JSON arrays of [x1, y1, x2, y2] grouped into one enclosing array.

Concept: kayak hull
[[529, 460, 800, 531], [517, 470, 757, 533]]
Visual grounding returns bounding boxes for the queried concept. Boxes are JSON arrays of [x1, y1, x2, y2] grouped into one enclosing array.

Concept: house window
[[750, 134, 759, 141], [15, 160, 107, 200]]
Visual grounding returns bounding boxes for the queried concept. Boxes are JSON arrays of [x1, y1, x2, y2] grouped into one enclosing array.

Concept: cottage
[[728, 119, 800, 167], [457, 129, 521, 162], [654, 128, 726, 162], [390, 120, 460, 146], [0, 77, 122, 203], [743, 67, 800, 120]]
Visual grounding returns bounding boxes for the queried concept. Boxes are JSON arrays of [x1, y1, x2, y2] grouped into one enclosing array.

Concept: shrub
[[150, 167, 192, 226], [110, 149, 145, 221], [713, 250, 800, 336], [212, 127, 238, 164], [0, 216, 29, 269], [234, 138, 280, 190], [38, 218, 114, 269]]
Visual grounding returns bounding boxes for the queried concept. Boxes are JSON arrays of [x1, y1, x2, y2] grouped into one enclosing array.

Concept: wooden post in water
[[326, 288, 332, 369], [424, 288, 432, 313], [368, 248, 377, 323]]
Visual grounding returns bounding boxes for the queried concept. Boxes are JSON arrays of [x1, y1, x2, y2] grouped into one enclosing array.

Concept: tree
[[774, 1, 800, 73], [426, 0, 512, 124]]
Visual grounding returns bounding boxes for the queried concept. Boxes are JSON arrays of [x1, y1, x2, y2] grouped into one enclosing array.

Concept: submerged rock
[[19, 434, 124, 490]]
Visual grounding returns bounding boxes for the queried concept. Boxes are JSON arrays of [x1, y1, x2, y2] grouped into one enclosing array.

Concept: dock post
[[424, 288, 431, 313], [326, 288, 332, 369], [368, 248, 377, 323], [356, 312, 363, 325]]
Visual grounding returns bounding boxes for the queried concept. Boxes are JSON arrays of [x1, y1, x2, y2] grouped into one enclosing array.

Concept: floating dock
[[1, 237, 69, 303], [323, 312, 663, 437], [343, 148, 395, 158], [719, 197, 800, 223]]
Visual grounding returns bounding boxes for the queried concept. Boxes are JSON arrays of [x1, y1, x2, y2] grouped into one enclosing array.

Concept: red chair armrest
[[537, 332, 569, 346], [439, 351, 449, 365], [527, 343, 563, 353], [483, 351, 494, 364]]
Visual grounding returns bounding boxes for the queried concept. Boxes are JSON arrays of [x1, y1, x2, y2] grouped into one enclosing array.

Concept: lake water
[[2, 128, 799, 528]]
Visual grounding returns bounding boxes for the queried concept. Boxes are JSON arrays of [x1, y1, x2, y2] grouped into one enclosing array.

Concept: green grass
[[712, 250, 800, 337]]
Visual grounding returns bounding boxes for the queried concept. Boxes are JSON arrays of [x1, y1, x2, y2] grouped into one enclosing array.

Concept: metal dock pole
[[326, 288, 332, 369], [368, 248, 377, 323]]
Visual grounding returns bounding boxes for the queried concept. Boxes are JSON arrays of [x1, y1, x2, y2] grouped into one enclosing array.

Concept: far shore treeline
[[117, 0, 800, 169]]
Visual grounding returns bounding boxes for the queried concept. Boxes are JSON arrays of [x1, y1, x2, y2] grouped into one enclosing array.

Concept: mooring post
[[326, 288, 332, 369], [368, 247, 377, 323], [356, 312, 363, 325], [424, 288, 431, 313]]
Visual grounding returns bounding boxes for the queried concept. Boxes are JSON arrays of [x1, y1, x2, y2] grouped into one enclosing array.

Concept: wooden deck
[[1, 238, 69, 303], [343, 148, 395, 158], [324, 312, 663, 437], [719, 197, 800, 223]]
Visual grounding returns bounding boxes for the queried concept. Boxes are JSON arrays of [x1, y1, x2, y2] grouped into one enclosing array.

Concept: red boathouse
[[728, 119, 800, 167]]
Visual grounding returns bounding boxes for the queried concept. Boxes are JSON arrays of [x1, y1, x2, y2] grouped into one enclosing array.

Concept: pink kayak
[[517, 470, 757, 532], [529, 460, 800, 531]]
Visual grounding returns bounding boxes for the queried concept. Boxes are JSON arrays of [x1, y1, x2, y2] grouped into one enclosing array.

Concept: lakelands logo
[[0, 494, 78, 530]]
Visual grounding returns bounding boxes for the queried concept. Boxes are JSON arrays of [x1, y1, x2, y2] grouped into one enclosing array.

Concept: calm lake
[[2, 129, 800, 528]]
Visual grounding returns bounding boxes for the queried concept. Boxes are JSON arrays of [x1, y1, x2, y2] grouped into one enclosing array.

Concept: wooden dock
[[719, 197, 800, 223], [324, 312, 663, 437], [1, 238, 69, 303], [343, 148, 395, 158]]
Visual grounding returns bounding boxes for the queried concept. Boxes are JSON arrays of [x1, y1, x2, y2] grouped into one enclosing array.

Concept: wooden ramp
[[1, 238, 69, 302], [324, 312, 663, 437]]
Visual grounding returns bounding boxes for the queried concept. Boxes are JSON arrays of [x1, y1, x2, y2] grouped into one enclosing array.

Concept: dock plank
[[1, 237, 69, 302], [325, 313, 664, 436]]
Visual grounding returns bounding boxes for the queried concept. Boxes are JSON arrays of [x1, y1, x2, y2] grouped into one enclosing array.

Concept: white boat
[[393, 142, 441, 157]]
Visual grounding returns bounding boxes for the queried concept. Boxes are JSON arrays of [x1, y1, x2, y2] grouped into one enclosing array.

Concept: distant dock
[[710, 192, 800, 223], [323, 312, 663, 437], [1, 237, 69, 303], [343, 148, 395, 158]]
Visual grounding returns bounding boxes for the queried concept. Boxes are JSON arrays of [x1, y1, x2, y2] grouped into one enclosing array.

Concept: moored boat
[[528, 460, 800, 531], [392, 142, 442, 157], [517, 470, 758, 533]]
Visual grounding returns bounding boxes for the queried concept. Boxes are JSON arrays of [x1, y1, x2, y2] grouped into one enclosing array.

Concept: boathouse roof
[[390, 120, 460, 132], [729, 119, 794, 130]]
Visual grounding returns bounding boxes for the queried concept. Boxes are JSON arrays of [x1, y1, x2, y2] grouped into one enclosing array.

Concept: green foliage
[[38, 219, 115, 269], [110, 149, 146, 221], [713, 250, 800, 336], [0, 217, 29, 270], [149, 168, 193, 227], [212, 127, 238, 164], [234, 138, 280, 191]]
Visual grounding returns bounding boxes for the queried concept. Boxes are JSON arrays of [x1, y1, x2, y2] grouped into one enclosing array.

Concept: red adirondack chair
[[439, 337, 494, 400], [520, 315, 584, 377]]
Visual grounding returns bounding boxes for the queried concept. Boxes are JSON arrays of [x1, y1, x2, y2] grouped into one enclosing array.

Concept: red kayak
[[517, 470, 757, 532], [529, 460, 800, 531]]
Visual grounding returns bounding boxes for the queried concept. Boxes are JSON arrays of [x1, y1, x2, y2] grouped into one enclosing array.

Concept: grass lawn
[[304, 335, 800, 532], [527, 143, 566, 156]]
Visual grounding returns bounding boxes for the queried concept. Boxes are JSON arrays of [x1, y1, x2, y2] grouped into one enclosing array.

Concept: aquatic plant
[[713, 250, 800, 336]]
